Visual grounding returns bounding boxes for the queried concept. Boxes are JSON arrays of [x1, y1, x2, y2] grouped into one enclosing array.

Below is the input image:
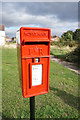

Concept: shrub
[[51, 41, 54, 46], [13, 41, 16, 43], [66, 46, 80, 64], [50, 48, 54, 55]]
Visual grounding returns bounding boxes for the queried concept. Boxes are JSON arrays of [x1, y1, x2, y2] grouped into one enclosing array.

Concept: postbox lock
[[35, 58, 39, 63]]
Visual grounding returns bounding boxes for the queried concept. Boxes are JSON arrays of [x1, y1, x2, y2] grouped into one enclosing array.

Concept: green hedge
[[51, 40, 77, 47]]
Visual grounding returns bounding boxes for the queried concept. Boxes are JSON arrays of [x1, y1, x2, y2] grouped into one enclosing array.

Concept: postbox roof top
[[17, 27, 51, 31]]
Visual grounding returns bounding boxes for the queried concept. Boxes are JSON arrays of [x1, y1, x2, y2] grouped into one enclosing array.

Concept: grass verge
[[2, 47, 79, 119]]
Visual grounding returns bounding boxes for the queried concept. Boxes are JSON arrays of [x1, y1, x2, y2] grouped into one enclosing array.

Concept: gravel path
[[50, 55, 80, 75]]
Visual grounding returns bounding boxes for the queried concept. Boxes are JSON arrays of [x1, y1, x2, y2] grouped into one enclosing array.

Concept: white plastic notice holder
[[32, 64, 42, 86]]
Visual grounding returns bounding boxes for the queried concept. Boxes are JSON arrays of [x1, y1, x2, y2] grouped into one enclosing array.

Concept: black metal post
[[30, 96, 35, 120]]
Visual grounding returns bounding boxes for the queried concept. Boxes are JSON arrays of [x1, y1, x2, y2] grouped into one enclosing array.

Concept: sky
[[1, 2, 78, 37]]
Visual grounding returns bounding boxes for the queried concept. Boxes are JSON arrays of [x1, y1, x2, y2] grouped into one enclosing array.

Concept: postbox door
[[21, 44, 50, 98]]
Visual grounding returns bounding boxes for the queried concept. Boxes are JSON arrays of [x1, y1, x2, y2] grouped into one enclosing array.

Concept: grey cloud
[[22, 2, 78, 22], [2, 0, 79, 2], [2, 2, 78, 27], [2, 2, 78, 37]]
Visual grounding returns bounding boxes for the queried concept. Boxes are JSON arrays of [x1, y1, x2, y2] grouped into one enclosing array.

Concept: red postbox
[[16, 27, 51, 98]]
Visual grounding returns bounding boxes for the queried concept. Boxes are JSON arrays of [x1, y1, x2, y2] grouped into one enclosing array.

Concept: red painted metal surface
[[17, 27, 51, 98]]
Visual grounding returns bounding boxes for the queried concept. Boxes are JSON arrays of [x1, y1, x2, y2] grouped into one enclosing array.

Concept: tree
[[73, 29, 80, 42], [61, 30, 73, 41], [12, 37, 14, 41]]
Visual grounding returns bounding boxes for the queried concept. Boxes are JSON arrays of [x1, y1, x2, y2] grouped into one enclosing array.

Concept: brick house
[[51, 35, 60, 42]]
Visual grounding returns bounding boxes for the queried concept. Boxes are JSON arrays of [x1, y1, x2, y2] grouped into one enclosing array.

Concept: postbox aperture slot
[[24, 42, 49, 45]]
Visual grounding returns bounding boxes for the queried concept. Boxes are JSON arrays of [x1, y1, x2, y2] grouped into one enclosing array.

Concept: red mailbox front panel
[[16, 27, 51, 98]]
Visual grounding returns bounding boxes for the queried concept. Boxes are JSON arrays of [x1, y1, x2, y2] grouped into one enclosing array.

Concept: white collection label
[[32, 64, 42, 86]]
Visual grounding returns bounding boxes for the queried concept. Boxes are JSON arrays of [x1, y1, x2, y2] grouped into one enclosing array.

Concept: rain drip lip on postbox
[[16, 27, 51, 98]]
